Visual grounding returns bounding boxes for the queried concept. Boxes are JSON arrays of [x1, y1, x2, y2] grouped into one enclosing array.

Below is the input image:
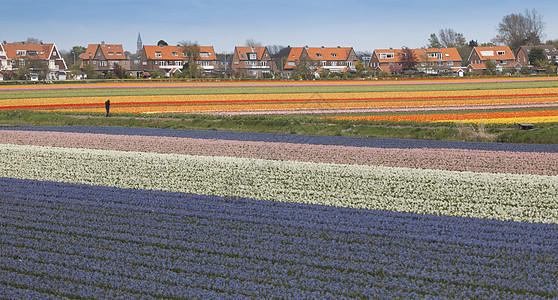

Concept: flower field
[[1, 77, 558, 124], [1, 125, 557, 298]]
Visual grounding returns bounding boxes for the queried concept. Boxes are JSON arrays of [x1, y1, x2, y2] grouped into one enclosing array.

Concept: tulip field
[[1, 124, 558, 298], [1, 77, 558, 124], [1, 77, 558, 298]]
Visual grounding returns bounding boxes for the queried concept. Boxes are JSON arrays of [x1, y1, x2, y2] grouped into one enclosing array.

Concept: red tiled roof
[[468, 63, 486, 70], [305, 47, 354, 61], [472, 46, 515, 60], [80, 43, 126, 60], [235, 46, 268, 61], [143, 45, 216, 61], [373, 48, 462, 63], [1, 43, 55, 60]]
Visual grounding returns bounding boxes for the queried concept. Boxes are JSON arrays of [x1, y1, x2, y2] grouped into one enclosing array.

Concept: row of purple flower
[[1, 177, 556, 298], [3, 125, 558, 152]]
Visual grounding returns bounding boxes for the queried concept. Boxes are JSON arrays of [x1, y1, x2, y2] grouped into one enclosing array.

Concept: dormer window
[[108, 52, 114, 55], [331, 53, 337, 58], [172, 52, 178, 56], [316, 53, 322, 58], [117, 52, 122, 56], [16, 50, 26, 56], [248, 53, 257, 60], [155, 51, 162, 58], [497, 51, 506, 55], [379, 53, 394, 59]]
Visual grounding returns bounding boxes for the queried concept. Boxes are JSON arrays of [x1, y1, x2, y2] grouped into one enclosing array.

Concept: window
[[497, 51, 506, 55], [331, 53, 337, 58], [241, 54, 245, 58], [546, 49, 550, 52], [108, 52, 114, 56], [261, 61, 267, 66], [287, 61, 296, 66], [142, 62, 147, 65], [155, 52, 162, 57], [437, 62, 444, 66], [200, 52, 211, 58], [316, 53, 322, 58], [158, 61, 165, 66], [16, 50, 26, 56], [117, 52, 122, 56], [447, 61, 454, 66], [379, 53, 394, 59], [100, 61, 107, 67], [249, 53, 257, 60], [172, 52, 178, 56], [500, 60, 506, 64], [321, 61, 326, 66]]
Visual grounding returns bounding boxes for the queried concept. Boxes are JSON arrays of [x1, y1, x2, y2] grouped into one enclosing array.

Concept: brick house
[[140, 44, 219, 77], [284, 46, 358, 76], [467, 46, 516, 74], [516, 45, 558, 68], [232, 46, 276, 78], [80, 42, 135, 76], [370, 48, 462, 74], [0, 42, 67, 80]]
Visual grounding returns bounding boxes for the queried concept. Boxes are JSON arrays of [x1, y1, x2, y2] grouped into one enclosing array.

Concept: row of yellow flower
[[41, 96, 558, 115], [3, 88, 558, 111]]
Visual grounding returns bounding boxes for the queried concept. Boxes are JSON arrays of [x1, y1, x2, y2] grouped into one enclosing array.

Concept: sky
[[3, 0, 558, 54]]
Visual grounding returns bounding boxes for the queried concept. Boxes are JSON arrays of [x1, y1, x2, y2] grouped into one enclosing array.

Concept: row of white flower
[[1, 144, 557, 224]]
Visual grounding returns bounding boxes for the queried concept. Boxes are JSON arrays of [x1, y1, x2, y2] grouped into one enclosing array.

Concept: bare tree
[[245, 39, 262, 47], [438, 29, 466, 48], [179, 40, 202, 78], [493, 9, 545, 52]]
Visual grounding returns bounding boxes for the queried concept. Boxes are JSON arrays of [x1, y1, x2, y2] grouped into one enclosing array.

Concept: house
[[284, 46, 358, 76], [232, 46, 276, 78], [80, 42, 134, 76], [467, 46, 516, 74], [0, 42, 68, 80], [370, 48, 462, 74], [141, 44, 220, 77], [516, 45, 558, 69]]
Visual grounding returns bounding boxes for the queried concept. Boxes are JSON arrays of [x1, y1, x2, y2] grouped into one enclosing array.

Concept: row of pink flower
[[2, 77, 557, 91], [204, 103, 558, 116], [2, 130, 556, 176]]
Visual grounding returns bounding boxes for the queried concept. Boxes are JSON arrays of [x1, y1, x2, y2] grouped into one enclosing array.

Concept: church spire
[[137, 32, 143, 54]]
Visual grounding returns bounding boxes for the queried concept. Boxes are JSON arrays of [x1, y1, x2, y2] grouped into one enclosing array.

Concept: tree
[[528, 47, 546, 67], [112, 64, 128, 79], [245, 39, 262, 47], [493, 9, 545, 52], [292, 53, 316, 80], [427, 33, 442, 48], [179, 40, 202, 78], [355, 60, 366, 73], [400, 47, 418, 72], [157, 40, 168, 46], [438, 28, 466, 48], [427, 29, 466, 48], [468, 40, 478, 48], [484, 60, 496, 74]]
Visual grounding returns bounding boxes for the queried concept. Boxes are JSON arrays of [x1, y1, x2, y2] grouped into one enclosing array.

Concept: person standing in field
[[105, 100, 110, 117]]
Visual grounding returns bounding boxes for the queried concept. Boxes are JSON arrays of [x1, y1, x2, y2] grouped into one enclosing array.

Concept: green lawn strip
[[2, 81, 558, 100], [1, 110, 557, 144]]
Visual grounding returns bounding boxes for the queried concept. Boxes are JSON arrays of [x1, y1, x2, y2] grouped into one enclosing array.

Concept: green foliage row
[[1, 110, 556, 144]]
